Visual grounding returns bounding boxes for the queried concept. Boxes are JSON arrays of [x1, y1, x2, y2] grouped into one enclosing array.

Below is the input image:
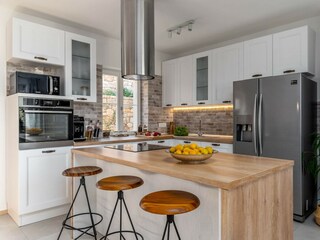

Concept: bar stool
[[96, 175, 144, 240], [140, 190, 200, 240], [58, 166, 103, 240]]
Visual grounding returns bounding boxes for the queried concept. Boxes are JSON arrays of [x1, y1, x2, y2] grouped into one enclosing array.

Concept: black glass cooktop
[[105, 142, 169, 152]]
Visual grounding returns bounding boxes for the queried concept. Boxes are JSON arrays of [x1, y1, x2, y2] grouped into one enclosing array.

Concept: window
[[102, 70, 140, 132]]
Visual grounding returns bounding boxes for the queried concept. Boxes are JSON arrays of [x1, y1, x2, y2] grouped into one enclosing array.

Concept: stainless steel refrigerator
[[233, 73, 317, 222]]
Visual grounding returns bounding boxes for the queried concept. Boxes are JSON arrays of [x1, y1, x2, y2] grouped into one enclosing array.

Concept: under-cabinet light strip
[[173, 104, 233, 111]]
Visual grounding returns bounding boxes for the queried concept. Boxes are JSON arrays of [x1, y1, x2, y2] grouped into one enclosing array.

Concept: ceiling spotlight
[[167, 19, 195, 38]]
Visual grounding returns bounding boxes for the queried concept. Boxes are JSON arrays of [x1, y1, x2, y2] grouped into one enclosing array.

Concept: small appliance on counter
[[73, 115, 86, 142], [9, 71, 60, 95]]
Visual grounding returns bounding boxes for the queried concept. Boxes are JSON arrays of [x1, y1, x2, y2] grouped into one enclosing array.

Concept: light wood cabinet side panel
[[221, 167, 293, 240]]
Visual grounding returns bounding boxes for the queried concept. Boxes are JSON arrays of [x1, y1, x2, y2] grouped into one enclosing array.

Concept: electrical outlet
[[158, 122, 167, 128]]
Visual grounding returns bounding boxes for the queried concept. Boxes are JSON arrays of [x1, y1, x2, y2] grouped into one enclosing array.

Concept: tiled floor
[[0, 213, 319, 239]]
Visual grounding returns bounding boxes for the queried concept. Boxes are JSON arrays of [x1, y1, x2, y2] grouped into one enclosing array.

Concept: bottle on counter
[[93, 120, 100, 138], [85, 120, 93, 139], [143, 124, 148, 133], [138, 124, 143, 133]]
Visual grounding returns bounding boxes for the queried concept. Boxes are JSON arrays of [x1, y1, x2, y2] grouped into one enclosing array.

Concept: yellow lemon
[[183, 151, 189, 155], [175, 150, 182, 155], [169, 147, 176, 153], [175, 144, 183, 151], [202, 149, 209, 155], [206, 147, 213, 154], [190, 143, 198, 150], [189, 150, 196, 155]]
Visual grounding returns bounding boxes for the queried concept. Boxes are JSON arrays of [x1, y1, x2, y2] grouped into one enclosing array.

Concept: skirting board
[[0, 210, 8, 215]]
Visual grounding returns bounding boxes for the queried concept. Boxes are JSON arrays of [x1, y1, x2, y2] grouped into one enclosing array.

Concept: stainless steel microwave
[[9, 71, 60, 95]]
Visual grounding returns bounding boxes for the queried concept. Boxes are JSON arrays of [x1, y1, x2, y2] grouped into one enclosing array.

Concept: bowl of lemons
[[168, 143, 217, 164]]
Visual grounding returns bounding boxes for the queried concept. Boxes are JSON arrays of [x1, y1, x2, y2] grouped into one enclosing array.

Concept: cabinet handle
[[158, 140, 165, 143], [212, 143, 221, 146], [252, 74, 262, 78], [283, 69, 295, 74], [77, 97, 88, 101], [181, 103, 188, 106], [34, 56, 48, 61], [184, 141, 191, 144], [42, 150, 56, 154], [222, 100, 231, 104], [198, 102, 205, 105], [166, 104, 172, 107]]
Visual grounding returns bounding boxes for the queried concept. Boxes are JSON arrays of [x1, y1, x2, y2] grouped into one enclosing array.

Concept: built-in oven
[[18, 97, 74, 150]]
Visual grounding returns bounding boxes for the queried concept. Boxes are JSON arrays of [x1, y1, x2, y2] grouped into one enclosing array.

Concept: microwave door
[[17, 77, 32, 93], [34, 76, 49, 94]]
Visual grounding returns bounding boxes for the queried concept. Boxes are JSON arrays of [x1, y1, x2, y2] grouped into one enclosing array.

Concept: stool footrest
[[63, 212, 103, 231], [101, 230, 144, 240]]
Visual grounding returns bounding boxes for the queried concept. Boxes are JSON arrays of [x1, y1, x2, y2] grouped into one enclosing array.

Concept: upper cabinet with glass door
[[65, 32, 97, 102], [193, 51, 212, 105]]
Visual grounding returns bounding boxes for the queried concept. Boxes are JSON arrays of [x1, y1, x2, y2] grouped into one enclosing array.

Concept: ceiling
[[2, 0, 320, 55]]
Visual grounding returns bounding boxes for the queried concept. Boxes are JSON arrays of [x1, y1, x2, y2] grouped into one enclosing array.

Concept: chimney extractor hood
[[121, 0, 155, 80]]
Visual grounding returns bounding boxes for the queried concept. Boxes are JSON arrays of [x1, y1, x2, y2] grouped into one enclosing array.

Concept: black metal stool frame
[[101, 190, 143, 240], [58, 176, 103, 240], [161, 215, 181, 240]]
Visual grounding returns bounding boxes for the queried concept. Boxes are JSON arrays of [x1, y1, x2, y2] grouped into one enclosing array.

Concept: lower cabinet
[[148, 139, 233, 154], [7, 146, 72, 226], [19, 147, 72, 214]]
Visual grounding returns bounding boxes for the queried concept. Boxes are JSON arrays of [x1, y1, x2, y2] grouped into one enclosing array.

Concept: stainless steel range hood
[[121, 0, 155, 80]]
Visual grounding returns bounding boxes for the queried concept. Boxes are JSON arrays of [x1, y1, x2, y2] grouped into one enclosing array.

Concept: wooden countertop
[[74, 134, 233, 146], [72, 147, 293, 190]]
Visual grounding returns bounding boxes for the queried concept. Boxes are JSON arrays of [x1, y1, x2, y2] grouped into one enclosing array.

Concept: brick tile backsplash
[[141, 76, 233, 135]]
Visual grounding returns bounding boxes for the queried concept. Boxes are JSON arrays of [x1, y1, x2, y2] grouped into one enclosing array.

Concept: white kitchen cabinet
[[177, 56, 193, 106], [7, 18, 65, 66], [244, 35, 273, 79], [273, 26, 315, 76], [65, 32, 97, 102], [19, 147, 71, 215], [193, 51, 212, 105], [148, 140, 174, 146], [213, 43, 244, 104], [162, 59, 178, 107], [200, 142, 233, 153]]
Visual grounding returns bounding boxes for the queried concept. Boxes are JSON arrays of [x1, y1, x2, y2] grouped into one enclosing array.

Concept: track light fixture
[[167, 20, 195, 38]]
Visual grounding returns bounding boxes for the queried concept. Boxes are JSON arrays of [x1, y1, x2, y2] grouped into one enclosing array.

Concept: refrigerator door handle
[[259, 94, 263, 155], [253, 94, 258, 155]]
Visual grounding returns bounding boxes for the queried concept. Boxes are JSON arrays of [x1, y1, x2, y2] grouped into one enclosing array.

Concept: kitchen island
[[72, 146, 293, 240]]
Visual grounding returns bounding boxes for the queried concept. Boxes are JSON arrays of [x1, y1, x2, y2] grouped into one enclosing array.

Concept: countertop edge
[[74, 135, 234, 146]]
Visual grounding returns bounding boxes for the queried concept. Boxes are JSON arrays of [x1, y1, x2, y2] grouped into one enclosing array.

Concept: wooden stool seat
[[140, 190, 200, 215], [62, 166, 102, 177], [96, 175, 144, 191]]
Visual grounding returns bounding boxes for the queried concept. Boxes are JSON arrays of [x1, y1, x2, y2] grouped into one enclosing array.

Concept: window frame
[[102, 69, 141, 131]]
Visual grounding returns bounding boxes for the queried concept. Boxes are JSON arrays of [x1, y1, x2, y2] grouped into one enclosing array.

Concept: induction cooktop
[[104, 142, 169, 152]]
